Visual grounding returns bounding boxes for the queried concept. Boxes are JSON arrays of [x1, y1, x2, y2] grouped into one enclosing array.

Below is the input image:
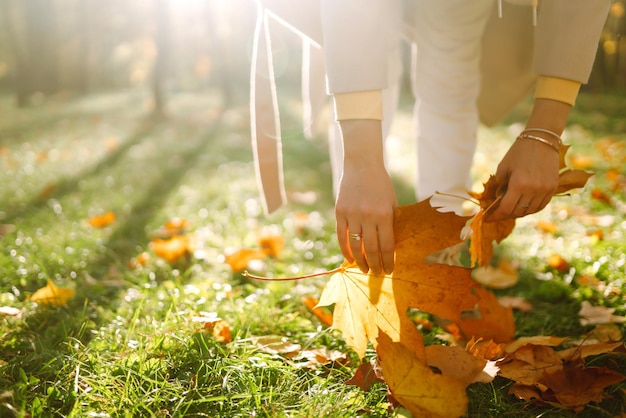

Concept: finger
[[377, 225, 395, 275], [336, 219, 353, 263], [361, 224, 381, 275], [348, 227, 368, 273]]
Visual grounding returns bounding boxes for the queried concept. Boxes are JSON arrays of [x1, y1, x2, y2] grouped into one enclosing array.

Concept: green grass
[[0, 90, 625, 417]]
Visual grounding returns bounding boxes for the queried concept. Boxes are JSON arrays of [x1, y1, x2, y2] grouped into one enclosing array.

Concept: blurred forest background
[[0, 0, 625, 114]]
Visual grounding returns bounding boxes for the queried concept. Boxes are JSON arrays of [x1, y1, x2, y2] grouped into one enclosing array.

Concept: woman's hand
[[335, 120, 397, 275], [486, 98, 571, 222], [486, 138, 560, 221]]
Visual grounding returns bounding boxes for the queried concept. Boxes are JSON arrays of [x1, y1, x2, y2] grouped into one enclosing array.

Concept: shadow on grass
[[1, 119, 159, 224]]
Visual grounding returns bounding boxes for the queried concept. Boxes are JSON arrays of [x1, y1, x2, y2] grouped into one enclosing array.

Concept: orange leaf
[[302, 296, 333, 326], [224, 248, 267, 272], [88, 211, 116, 228], [31, 279, 75, 306], [151, 234, 194, 263], [548, 254, 569, 272], [259, 232, 284, 257], [317, 200, 515, 361]]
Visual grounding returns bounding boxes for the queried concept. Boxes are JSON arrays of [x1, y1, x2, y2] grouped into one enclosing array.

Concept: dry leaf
[[548, 254, 569, 272], [472, 258, 519, 289], [498, 296, 533, 312], [295, 347, 348, 369], [225, 248, 267, 272], [302, 296, 333, 326], [88, 211, 116, 228], [466, 338, 507, 361], [468, 145, 592, 267], [256, 336, 301, 358], [578, 301, 626, 326], [345, 359, 384, 391], [377, 332, 468, 418], [505, 336, 568, 354], [557, 342, 624, 361], [259, 232, 284, 258], [541, 365, 625, 409], [31, 279, 75, 306], [498, 345, 564, 386], [151, 234, 195, 263], [425, 345, 498, 385]]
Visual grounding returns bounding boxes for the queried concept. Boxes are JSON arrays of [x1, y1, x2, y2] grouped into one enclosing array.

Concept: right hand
[[335, 120, 397, 275]]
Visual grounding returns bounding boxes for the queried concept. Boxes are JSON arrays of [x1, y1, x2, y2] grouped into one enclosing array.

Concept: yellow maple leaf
[[317, 200, 515, 361], [31, 279, 75, 306], [377, 331, 468, 418]]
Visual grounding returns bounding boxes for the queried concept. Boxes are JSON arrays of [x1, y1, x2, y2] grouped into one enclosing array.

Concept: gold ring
[[349, 233, 362, 241], [520, 204, 529, 213]]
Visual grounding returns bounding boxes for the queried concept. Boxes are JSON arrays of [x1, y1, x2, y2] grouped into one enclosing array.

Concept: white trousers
[[330, 0, 495, 214]]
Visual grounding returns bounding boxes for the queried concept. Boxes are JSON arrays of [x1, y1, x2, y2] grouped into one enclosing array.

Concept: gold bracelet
[[520, 128, 563, 146], [517, 134, 560, 153]]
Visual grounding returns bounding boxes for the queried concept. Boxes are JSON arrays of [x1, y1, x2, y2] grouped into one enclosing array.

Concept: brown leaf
[[555, 169, 594, 194], [377, 331, 468, 418], [345, 359, 384, 391], [557, 342, 624, 362], [541, 365, 625, 409], [225, 248, 267, 272], [498, 345, 564, 386]]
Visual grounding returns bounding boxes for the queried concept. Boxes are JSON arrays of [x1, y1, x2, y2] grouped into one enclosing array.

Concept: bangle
[[517, 134, 560, 153], [520, 128, 563, 146]]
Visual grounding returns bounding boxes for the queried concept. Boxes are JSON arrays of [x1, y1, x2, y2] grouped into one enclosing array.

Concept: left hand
[[486, 137, 560, 222]]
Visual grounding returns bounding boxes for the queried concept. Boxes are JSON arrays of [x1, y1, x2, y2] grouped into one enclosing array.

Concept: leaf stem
[[243, 266, 344, 281]]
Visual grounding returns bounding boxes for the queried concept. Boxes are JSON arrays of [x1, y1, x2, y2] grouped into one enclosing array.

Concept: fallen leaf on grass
[[259, 231, 284, 258], [31, 279, 75, 306], [541, 365, 625, 410], [151, 234, 195, 263], [471, 258, 519, 289], [578, 301, 626, 326], [88, 211, 116, 228], [557, 342, 624, 361], [591, 188, 613, 205], [295, 347, 348, 369], [425, 345, 499, 385], [497, 296, 533, 312], [225, 248, 267, 272], [191, 313, 231, 342], [499, 344, 565, 386], [377, 331, 469, 418], [547, 254, 570, 272], [505, 336, 568, 354], [255, 336, 301, 358], [345, 359, 384, 391], [302, 296, 333, 326]]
